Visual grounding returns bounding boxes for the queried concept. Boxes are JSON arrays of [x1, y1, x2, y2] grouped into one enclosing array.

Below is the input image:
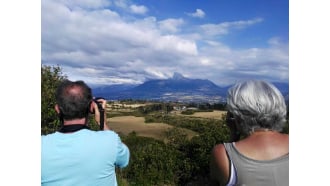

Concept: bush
[[121, 132, 180, 185], [41, 64, 67, 135], [181, 110, 195, 115]]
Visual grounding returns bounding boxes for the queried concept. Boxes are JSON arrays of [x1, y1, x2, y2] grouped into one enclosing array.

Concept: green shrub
[[41, 64, 66, 135], [181, 110, 195, 115], [121, 132, 180, 185]]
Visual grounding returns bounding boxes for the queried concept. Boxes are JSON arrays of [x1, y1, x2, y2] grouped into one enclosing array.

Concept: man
[[41, 80, 130, 186]]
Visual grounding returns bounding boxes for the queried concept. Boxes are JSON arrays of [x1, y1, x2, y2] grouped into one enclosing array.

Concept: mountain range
[[92, 73, 289, 103]]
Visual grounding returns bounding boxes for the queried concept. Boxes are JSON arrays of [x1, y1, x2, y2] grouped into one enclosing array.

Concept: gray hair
[[226, 80, 287, 135]]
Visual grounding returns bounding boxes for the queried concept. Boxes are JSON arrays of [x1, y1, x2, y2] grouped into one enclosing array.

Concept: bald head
[[55, 80, 92, 120]]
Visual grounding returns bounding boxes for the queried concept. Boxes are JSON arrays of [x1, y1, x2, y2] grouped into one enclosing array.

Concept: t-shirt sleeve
[[115, 136, 130, 168]]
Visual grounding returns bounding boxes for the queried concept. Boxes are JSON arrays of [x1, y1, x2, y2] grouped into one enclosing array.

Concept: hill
[[93, 73, 289, 103]]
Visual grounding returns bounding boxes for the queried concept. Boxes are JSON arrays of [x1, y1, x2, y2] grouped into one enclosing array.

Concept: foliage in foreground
[[116, 111, 288, 186], [41, 64, 66, 134], [117, 117, 230, 186]]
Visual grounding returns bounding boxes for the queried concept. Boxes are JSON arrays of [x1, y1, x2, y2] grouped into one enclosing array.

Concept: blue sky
[[41, 0, 288, 87]]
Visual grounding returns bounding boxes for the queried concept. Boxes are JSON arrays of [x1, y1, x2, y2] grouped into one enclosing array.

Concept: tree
[[41, 64, 101, 135], [41, 64, 67, 135]]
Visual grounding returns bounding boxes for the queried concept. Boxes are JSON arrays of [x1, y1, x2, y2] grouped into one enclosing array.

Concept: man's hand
[[92, 98, 110, 130]]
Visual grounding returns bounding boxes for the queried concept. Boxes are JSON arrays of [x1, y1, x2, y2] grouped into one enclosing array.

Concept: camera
[[91, 97, 105, 114]]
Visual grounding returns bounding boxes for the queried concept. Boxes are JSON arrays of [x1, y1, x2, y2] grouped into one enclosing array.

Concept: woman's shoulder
[[212, 144, 227, 157], [212, 143, 232, 168], [211, 143, 232, 186], [235, 132, 289, 160]]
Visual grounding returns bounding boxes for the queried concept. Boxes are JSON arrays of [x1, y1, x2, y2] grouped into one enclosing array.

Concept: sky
[[42, 0, 288, 87]]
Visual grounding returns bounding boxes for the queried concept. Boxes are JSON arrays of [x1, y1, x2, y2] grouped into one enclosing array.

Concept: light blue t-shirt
[[41, 129, 130, 186]]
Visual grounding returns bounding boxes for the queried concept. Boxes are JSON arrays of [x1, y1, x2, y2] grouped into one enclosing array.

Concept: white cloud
[[200, 18, 263, 36], [42, 1, 287, 87], [130, 4, 148, 14], [153, 35, 198, 55], [158, 18, 184, 33], [187, 9, 205, 18], [113, 0, 128, 8]]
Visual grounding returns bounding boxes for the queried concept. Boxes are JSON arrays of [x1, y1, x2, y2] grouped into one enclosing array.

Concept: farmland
[[108, 116, 198, 140], [106, 101, 226, 141]]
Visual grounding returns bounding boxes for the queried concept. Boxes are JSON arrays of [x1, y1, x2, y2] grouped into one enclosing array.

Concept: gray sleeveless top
[[223, 142, 289, 186]]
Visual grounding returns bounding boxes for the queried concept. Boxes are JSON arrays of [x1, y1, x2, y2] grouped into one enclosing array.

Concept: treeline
[[116, 101, 227, 114], [186, 102, 227, 110]]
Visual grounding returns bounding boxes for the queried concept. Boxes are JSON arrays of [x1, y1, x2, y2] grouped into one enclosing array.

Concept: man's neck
[[63, 118, 86, 125], [59, 118, 90, 133]]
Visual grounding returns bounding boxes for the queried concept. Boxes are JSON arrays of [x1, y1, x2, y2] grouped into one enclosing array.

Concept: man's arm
[[115, 139, 130, 168], [92, 98, 111, 130]]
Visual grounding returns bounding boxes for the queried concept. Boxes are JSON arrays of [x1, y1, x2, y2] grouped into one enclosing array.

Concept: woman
[[210, 80, 289, 186]]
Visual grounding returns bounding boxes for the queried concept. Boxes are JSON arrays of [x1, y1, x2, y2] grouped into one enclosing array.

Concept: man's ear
[[89, 101, 94, 113], [55, 104, 61, 114]]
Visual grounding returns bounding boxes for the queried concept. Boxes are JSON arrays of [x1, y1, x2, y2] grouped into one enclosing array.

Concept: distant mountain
[[126, 73, 227, 102], [92, 84, 136, 98], [172, 72, 186, 80], [92, 73, 289, 103]]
